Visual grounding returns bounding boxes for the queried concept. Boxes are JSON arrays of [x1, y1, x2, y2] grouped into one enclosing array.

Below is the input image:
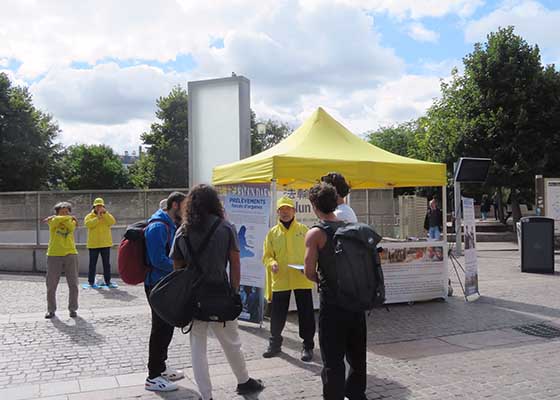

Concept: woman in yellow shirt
[[84, 198, 117, 288], [44, 202, 79, 319]]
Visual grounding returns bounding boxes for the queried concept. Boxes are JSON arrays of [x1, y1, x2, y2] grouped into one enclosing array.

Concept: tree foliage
[[250, 110, 292, 155], [57, 144, 130, 190], [132, 85, 188, 188], [0, 73, 61, 191]]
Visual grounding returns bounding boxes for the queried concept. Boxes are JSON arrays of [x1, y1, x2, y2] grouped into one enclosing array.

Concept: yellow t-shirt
[[47, 216, 78, 256], [84, 211, 116, 248]]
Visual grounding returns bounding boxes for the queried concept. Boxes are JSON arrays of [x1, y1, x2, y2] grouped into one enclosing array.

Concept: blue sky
[[1, 0, 559, 152]]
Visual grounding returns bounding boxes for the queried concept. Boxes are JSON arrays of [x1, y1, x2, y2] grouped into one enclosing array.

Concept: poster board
[[380, 241, 448, 303], [462, 197, 479, 296], [544, 178, 560, 234], [220, 184, 270, 324]]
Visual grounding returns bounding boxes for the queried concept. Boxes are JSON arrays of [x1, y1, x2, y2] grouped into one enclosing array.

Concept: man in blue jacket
[[144, 191, 187, 392]]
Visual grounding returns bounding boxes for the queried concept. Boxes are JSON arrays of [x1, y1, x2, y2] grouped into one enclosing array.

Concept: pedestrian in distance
[[480, 194, 491, 221], [44, 202, 79, 319], [304, 183, 368, 400], [84, 197, 117, 288], [144, 191, 187, 392], [320, 171, 358, 223], [424, 198, 443, 241], [171, 184, 264, 400], [262, 196, 315, 361]]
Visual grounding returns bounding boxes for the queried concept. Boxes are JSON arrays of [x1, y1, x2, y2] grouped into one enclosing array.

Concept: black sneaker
[[262, 346, 281, 358], [44, 312, 55, 319], [236, 378, 264, 394], [301, 348, 313, 362], [69, 311, 77, 318]]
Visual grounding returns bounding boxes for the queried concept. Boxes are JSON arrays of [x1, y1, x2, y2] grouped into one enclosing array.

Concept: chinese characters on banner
[[278, 187, 317, 227], [221, 184, 271, 324], [462, 197, 479, 296]]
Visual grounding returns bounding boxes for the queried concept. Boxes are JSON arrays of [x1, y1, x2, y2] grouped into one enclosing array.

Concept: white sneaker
[[145, 376, 178, 392], [161, 368, 184, 381]]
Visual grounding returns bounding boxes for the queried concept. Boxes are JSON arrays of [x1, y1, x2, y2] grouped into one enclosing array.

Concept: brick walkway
[[1, 243, 560, 399]]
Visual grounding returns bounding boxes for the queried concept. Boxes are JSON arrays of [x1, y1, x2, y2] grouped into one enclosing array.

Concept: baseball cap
[[93, 198, 104, 207], [276, 196, 295, 210]]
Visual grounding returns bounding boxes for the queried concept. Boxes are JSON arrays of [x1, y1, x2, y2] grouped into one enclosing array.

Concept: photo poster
[[220, 184, 271, 324], [380, 242, 448, 304], [277, 185, 320, 309], [545, 179, 560, 234], [462, 197, 479, 296]]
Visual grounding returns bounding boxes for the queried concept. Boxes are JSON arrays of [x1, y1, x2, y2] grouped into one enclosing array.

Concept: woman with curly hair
[[170, 184, 264, 400]]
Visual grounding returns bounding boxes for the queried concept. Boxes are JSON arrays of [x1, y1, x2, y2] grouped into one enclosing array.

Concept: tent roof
[[213, 107, 446, 189]]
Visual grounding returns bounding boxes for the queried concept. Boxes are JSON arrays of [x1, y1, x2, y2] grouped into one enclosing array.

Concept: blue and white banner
[[462, 197, 479, 296]]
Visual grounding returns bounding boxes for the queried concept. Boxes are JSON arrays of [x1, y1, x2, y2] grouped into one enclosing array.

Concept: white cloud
[[465, 0, 560, 64], [339, 0, 484, 19], [30, 63, 186, 124], [407, 22, 440, 43]]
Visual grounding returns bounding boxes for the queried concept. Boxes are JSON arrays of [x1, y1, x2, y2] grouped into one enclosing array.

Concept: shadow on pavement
[[479, 296, 560, 319], [153, 387, 202, 400], [94, 286, 138, 302], [50, 315, 105, 345]]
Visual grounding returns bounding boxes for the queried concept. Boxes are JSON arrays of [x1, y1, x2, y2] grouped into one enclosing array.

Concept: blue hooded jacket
[[144, 208, 177, 287]]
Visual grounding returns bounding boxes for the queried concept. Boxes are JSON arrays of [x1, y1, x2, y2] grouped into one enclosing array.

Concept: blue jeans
[[88, 247, 111, 285], [428, 226, 441, 240]]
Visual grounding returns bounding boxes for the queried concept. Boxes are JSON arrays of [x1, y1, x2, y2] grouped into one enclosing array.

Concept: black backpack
[[315, 222, 385, 312]]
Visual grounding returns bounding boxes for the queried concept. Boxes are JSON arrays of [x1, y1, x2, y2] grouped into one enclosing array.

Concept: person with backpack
[[170, 184, 264, 400], [261, 196, 315, 361], [44, 201, 80, 319], [84, 197, 117, 288], [320, 172, 358, 223], [304, 182, 380, 400], [144, 191, 186, 392]]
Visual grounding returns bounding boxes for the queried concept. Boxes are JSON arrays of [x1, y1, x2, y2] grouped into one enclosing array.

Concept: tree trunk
[[497, 187, 506, 224], [511, 190, 522, 223]]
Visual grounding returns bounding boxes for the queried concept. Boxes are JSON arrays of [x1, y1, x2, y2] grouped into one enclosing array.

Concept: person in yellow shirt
[[262, 197, 315, 362], [44, 202, 79, 319], [84, 198, 117, 288]]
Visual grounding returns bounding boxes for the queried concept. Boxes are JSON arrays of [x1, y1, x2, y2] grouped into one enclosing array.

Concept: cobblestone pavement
[[1, 243, 560, 399]]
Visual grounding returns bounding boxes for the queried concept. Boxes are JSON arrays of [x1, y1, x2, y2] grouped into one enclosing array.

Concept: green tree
[[133, 86, 188, 188], [0, 72, 61, 191], [58, 144, 130, 190], [366, 120, 421, 157], [250, 110, 292, 155]]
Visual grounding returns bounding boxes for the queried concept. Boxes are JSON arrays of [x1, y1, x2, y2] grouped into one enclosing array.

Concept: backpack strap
[[184, 218, 222, 275]]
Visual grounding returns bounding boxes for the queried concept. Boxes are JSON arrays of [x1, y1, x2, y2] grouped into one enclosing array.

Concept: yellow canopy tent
[[213, 107, 446, 189]]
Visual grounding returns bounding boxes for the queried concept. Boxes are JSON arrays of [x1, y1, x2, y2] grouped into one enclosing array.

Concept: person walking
[[84, 198, 117, 288], [480, 194, 491, 221], [44, 202, 79, 319], [262, 196, 315, 361], [144, 191, 186, 392], [171, 184, 264, 400], [424, 199, 443, 241], [304, 183, 367, 400]]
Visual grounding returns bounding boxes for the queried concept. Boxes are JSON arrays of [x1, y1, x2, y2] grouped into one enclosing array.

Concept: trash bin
[[520, 216, 555, 273]]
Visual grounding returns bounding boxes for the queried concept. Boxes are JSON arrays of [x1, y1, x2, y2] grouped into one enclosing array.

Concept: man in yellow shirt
[[84, 197, 117, 288], [262, 197, 315, 362], [44, 202, 79, 319]]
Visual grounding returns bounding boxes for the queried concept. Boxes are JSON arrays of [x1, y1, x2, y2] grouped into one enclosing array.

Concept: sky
[[1, 0, 560, 154]]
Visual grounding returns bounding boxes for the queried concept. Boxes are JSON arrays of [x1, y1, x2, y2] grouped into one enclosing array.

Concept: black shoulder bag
[[148, 219, 222, 333], [186, 222, 242, 323]]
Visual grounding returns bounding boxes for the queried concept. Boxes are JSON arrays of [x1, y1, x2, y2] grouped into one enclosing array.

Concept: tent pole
[[442, 185, 447, 242], [270, 180, 277, 228], [366, 189, 370, 225]]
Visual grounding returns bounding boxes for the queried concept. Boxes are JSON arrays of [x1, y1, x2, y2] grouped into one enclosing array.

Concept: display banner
[[380, 242, 448, 303], [462, 197, 479, 296], [221, 184, 271, 324], [545, 179, 560, 234]]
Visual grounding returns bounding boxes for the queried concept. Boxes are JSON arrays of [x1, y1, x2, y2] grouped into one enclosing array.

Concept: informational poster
[[462, 197, 479, 296], [221, 184, 271, 324], [380, 242, 448, 304], [545, 179, 560, 234]]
